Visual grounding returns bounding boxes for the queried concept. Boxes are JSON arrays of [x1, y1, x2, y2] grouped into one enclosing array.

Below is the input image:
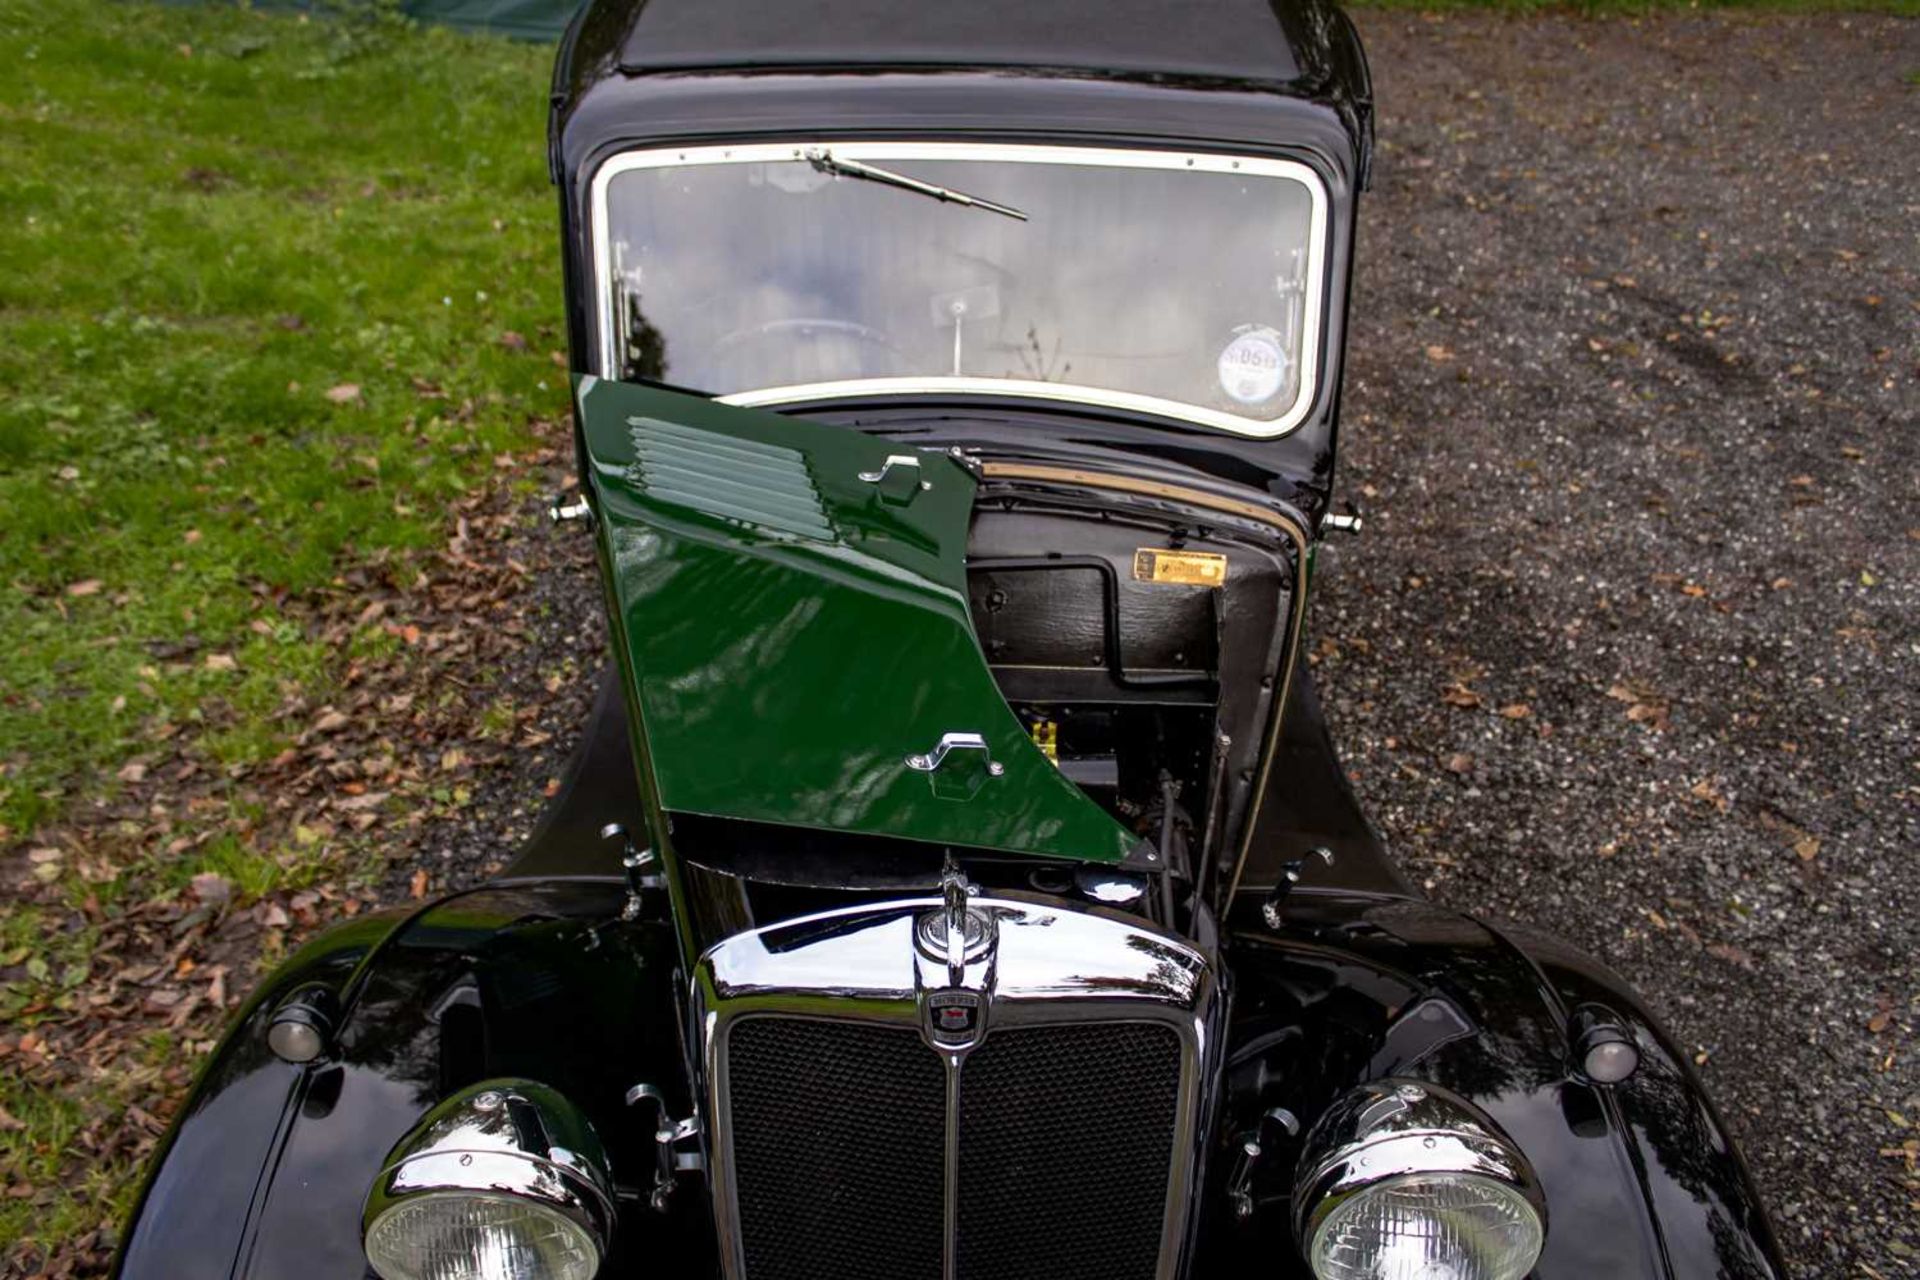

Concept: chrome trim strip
[[691, 894, 1218, 1280], [942, 1057, 961, 1280], [588, 140, 1331, 439]]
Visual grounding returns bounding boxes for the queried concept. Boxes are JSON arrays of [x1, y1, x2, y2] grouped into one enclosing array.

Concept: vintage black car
[[115, 2, 1789, 1278]]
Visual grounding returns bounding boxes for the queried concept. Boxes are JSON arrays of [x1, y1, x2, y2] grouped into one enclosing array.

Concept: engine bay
[[963, 476, 1297, 925]]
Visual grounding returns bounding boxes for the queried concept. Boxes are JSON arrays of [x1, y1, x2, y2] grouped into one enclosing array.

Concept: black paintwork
[[611, 0, 1311, 84]]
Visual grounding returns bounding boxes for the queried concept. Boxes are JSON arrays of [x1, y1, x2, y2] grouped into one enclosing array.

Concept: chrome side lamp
[[363, 1079, 616, 1280]]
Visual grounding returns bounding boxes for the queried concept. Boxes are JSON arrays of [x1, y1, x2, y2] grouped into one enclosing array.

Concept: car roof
[[612, 0, 1313, 86]]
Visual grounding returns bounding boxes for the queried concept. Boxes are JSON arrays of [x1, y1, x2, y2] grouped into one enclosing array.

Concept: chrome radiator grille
[[727, 1018, 945, 1280], [723, 1015, 1183, 1280], [699, 896, 1215, 1280], [956, 1023, 1183, 1280]]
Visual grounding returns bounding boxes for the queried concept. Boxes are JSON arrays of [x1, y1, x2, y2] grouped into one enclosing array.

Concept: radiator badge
[[925, 990, 983, 1046]]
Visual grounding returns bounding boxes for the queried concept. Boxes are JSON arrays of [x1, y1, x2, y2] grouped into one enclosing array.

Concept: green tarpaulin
[[398, 0, 578, 39], [189, 0, 582, 39]]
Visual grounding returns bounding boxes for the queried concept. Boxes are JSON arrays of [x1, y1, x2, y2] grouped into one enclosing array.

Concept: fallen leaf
[[66, 579, 103, 597], [1424, 344, 1455, 363], [1688, 778, 1731, 813], [1444, 752, 1473, 775], [324, 383, 362, 404], [1441, 684, 1482, 709], [204, 652, 237, 672], [1868, 1010, 1893, 1034], [1498, 703, 1532, 719], [1706, 943, 1755, 971], [117, 762, 148, 784], [313, 709, 350, 733], [409, 869, 430, 900], [189, 872, 231, 907], [498, 331, 528, 352], [1794, 836, 1820, 861]]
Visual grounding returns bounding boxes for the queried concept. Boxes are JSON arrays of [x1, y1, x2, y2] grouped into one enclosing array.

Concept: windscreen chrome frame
[[589, 141, 1331, 439]]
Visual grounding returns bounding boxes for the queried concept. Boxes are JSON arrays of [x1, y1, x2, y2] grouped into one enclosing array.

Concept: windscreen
[[594, 143, 1326, 437]]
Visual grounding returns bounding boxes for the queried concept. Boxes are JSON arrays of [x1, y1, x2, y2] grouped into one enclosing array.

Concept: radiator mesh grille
[[724, 1015, 1183, 1280], [726, 1017, 945, 1280], [956, 1022, 1182, 1280]]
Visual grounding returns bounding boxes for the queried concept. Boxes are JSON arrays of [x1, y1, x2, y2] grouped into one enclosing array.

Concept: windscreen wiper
[[805, 147, 1029, 222]]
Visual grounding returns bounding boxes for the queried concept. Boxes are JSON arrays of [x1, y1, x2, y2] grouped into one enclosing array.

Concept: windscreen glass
[[596, 144, 1324, 436]]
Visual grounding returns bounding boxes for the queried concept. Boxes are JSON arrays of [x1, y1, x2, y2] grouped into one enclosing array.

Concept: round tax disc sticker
[[1217, 327, 1289, 405]]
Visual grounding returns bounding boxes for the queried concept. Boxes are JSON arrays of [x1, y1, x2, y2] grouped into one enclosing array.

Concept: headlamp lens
[[365, 1191, 602, 1280], [1308, 1172, 1543, 1280]]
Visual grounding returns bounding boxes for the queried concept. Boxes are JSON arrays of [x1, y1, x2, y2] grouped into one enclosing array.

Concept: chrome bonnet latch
[[857, 453, 930, 504], [905, 731, 1004, 777]]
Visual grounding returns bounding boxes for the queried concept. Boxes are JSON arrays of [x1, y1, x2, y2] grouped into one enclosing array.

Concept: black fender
[[111, 910, 404, 1279], [112, 880, 704, 1279], [1204, 891, 1787, 1279]]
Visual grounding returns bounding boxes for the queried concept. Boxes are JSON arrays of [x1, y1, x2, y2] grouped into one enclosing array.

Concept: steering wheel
[[711, 317, 908, 380]]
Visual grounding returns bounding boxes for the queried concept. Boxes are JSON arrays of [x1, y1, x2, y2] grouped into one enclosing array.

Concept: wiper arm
[[805, 147, 1029, 222]]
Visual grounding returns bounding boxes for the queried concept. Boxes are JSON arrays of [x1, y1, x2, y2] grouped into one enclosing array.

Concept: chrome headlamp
[[1293, 1078, 1545, 1280], [362, 1079, 615, 1280]]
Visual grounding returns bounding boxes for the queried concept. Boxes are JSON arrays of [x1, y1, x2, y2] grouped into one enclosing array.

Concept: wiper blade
[[805, 147, 1028, 222]]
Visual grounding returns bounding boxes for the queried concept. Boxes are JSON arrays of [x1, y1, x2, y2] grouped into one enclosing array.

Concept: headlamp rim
[[361, 1079, 615, 1280], [1291, 1078, 1546, 1256]]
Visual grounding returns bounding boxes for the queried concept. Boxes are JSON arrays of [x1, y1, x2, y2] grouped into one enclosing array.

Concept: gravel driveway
[[1318, 13, 1918, 1275], [430, 11, 1916, 1277]]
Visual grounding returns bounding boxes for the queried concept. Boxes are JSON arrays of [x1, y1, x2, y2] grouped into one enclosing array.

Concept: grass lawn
[[0, 0, 557, 1260]]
